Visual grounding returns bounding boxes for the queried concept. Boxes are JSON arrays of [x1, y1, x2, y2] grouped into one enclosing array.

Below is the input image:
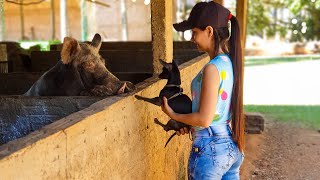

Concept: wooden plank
[[0, 72, 153, 95], [236, 0, 248, 48], [50, 41, 196, 51], [30, 51, 60, 72], [213, 0, 224, 5], [29, 49, 201, 73]]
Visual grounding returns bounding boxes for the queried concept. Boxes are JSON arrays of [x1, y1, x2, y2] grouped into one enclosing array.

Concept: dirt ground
[[240, 118, 320, 180]]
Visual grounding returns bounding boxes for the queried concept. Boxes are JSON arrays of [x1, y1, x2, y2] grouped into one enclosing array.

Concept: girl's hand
[[176, 127, 190, 136], [161, 97, 189, 136], [161, 96, 175, 118]]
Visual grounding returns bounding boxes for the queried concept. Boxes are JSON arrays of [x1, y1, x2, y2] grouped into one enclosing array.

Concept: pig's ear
[[91, 33, 102, 50], [61, 37, 80, 64]]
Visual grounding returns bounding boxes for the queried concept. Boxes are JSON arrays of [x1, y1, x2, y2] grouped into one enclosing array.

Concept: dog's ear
[[159, 59, 172, 70], [172, 59, 179, 68], [159, 59, 168, 66]]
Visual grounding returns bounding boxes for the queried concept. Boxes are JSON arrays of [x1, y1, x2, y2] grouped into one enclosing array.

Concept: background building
[[2, 0, 152, 41]]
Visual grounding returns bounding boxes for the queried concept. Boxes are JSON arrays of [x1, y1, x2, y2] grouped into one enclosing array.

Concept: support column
[[151, 0, 173, 74], [50, 0, 56, 40], [120, 0, 128, 41], [20, 0, 26, 40], [80, 0, 88, 41], [236, 0, 247, 118], [0, 0, 4, 41], [236, 0, 248, 49], [60, 0, 69, 40], [213, 0, 224, 5]]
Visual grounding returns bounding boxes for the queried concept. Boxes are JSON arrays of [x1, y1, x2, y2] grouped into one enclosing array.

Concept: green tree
[[287, 0, 320, 40], [247, 0, 271, 37], [247, 0, 320, 41]]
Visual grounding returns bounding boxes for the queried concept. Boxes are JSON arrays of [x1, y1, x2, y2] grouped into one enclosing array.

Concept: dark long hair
[[229, 16, 244, 152], [203, 15, 244, 152]]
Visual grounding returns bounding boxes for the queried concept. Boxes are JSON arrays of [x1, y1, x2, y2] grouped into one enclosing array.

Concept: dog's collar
[[165, 84, 181, 88], [165, 84, 183, 101], [167, 92, 182, 101], [165, 84, 183, 93]]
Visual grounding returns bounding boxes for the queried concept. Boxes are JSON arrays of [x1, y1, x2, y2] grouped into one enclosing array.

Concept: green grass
[[19, 40, 61, 51], [245, 55, 320, 67], [244, 105, 320, 129]]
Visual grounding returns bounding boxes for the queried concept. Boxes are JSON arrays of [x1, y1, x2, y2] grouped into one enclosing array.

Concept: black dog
[[135, 59, 191, 147]]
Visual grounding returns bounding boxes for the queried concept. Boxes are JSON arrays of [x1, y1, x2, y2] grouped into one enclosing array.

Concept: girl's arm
[[162, 64, 220, 127]]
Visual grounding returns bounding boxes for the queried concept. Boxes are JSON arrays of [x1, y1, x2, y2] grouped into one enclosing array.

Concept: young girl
[[161, 1, 244, 179]]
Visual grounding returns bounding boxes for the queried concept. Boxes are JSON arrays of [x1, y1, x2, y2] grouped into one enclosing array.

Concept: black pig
[[24, 34, 135, 96]]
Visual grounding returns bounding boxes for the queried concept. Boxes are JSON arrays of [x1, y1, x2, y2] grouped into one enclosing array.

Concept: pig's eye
[[82, 61, 95, 70]]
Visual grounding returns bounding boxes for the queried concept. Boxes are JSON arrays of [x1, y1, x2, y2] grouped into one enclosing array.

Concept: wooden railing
[[0, 61, 8, 73]]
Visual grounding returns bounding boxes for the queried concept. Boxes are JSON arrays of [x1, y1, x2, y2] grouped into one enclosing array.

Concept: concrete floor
[[244, 59, 320, 105]]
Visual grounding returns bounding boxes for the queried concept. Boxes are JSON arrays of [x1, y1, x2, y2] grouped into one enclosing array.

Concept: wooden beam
[[0, 0, 4, 41], [60, 0, 69, 40], [50, 0, 56, 40], [80, 0, 88, 41], [236, 0, 247, 124], [213, 0, 224, 5], [151, 0, 173, 74], [0, 44, 7, 61], [236, 0, 248, 48], [19, 0, 25, 40]]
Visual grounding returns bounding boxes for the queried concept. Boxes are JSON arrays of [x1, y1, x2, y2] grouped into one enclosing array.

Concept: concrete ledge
[[0, 54, 210, 179], [0, 96, 104, 145]]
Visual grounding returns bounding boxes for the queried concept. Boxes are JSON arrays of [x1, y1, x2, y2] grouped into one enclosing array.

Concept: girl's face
[[191, 27, 214, 53]]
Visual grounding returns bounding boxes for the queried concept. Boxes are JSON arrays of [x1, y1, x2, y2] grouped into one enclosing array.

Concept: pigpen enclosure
[[0, 0, 267, 178], [0, 40, 265, 179], [0, 41, 209, 179]]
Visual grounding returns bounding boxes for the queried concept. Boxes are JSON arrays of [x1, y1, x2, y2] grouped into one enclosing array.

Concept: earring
[[228, 20, 231, 39]]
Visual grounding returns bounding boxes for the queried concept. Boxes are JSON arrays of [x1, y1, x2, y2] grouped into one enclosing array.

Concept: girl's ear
[[206, 26, 214, 38]]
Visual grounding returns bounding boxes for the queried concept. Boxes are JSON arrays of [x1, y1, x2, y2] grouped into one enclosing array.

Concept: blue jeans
[[188, 125, 244, 180]]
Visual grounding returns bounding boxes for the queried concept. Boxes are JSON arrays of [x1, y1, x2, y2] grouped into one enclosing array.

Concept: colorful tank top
[[191, 54, 234, 131]]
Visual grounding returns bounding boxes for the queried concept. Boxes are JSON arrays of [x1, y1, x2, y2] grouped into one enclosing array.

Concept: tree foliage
[[247, 0, 271, 37], [247, 0, 320, 41], [287, 0, 320, 41]]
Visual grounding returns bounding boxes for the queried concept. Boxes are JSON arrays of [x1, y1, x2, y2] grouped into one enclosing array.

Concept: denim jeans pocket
[[188, 137, 212, 179], [188, 137, 241, 179], [213, 139, 237, 170]]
